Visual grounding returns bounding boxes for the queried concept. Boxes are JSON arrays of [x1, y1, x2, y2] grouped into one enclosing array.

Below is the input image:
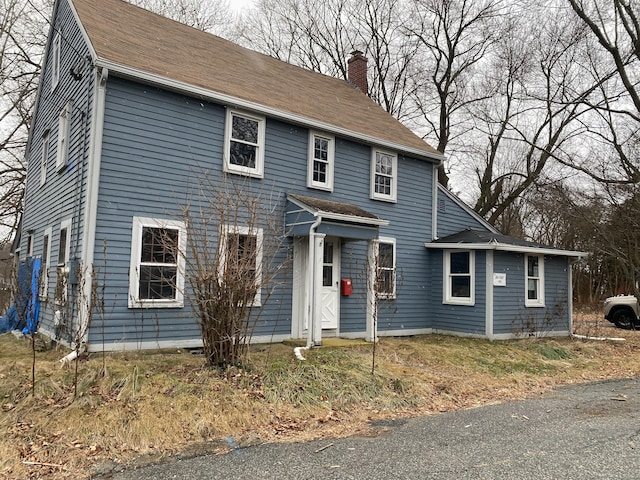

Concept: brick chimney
[[348, 50, 368, 94]]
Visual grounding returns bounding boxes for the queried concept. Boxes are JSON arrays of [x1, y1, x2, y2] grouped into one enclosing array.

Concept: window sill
[[308, 183, 333, 192], [370, 194, 397, 203], [444, 298, 475, 306], [128, 299, 184, 309], [525, 302, 545, 308]]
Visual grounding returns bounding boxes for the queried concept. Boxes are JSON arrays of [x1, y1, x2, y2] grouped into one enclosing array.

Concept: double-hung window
[[220, 225, 263, 306], [55, 219, 71, 305], [307, 132, 334, 191], [370, 149, 397, 202], [56, 102, 72, 172], [51, 32, 61, 91], [26, 232, 34, 257], [525, 254, 545, 307], [444, 250, 475, 305], [376, 237, 396, 299], [40, 227, 52, 300], [40, 130, 50, 187], [129, 217, 186, 308], [224, 109, 265, 178]]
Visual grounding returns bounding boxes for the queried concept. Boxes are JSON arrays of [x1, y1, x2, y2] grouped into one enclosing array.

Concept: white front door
[[321, 237, 340, 329]]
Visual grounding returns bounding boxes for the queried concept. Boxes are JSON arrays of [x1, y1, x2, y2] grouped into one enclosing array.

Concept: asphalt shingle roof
[[71, 0, 442, 161]]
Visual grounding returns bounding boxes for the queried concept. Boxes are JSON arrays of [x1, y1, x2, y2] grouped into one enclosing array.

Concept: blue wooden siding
[[437, 190, 491, 238], [429, 250, 487, 335], [20, 0, 93, 339], [88, 73, 438, 346], [492, 253, 570, 335]]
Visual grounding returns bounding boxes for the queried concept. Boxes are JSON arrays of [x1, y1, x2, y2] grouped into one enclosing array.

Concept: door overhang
[[285, 193, 389, 240]]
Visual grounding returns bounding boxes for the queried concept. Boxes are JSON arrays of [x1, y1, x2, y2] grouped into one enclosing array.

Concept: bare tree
[[0, 0, 51, 241], [240, 0, 421, 120], [408, 0, 504, 186], [568, 0, 640, 116], [460, 5, 609, 231]]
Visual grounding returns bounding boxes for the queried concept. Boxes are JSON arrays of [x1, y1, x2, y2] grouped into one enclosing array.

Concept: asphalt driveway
[[103, 378, 640, 479]]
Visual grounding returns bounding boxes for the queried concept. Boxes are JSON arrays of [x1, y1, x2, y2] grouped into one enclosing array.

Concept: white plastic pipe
[[59, 350, 78, 364], [294, 346, 310, 360]]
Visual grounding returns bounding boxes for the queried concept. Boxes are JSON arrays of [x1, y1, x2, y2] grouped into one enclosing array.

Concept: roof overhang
[[424, 240, 587, 258], [286, 194, 388, 240], [94, 58, 445, 165]]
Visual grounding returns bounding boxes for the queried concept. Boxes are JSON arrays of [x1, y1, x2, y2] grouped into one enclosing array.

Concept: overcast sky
[[228, 0, 255, 11]]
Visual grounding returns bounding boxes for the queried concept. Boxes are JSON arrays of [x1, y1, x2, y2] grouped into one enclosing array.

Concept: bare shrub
[[181, 175, 289, 368]]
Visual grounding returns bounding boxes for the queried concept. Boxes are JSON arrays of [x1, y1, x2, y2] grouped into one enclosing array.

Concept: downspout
[[294, 214, 322, 361]]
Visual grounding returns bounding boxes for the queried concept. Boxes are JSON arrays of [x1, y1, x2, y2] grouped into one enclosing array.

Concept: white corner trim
[[486, 250, 493, 338]]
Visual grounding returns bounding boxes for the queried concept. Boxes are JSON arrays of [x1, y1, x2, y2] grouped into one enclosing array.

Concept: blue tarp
[[0, 304, 22, 334], [22, 257, 41, 335], [0, 258, 42, 335]]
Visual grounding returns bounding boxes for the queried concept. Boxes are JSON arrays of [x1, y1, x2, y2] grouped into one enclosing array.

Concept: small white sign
[[493, 273, 507, 286]]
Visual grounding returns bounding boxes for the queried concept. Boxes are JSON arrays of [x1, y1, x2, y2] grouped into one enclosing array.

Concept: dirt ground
[[2, 311, 639, 479]]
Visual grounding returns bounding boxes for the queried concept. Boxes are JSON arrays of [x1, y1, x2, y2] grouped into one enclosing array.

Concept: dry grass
[[2, 313, 640, 479]]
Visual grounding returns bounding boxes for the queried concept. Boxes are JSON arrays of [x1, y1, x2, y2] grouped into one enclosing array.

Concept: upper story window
[[51, 32, 61, 91], [307, 131, 334, 191], [56, 102, 72, 172], [129, 217, 186, 308], [376, 237, 396, 299], [224, 109, 265, 178], [221, 225, 263, 306], [370, 149, 397, 202], [525, 254, 545, 307], [40, 130, 50, 187], [444, 250, 475, 305]]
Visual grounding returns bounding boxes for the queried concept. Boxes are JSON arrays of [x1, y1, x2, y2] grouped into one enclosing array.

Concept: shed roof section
[[288, 194, 385, 222], [286, 194, 388, 240], [70, 0, 443, 162], [426, 228, 585, 257]]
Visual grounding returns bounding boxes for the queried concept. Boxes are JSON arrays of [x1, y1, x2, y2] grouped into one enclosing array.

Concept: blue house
[[17, 0, 582, 352]]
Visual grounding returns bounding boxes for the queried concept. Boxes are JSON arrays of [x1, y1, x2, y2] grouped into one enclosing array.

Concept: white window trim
[[25, 232, 34, 257], [40, 227, 52, 300], [525, 254, 545, 307], [40, 130, 50, 187], [307, 131, 334, 191], [376, 236, 396, 300], [220, 224, 263, 307], [51, 31, 61, 91], [56, 219, 72, 305], [128, 217, 186, 308], [56, 102, 72, 172], [444, 250, 475, 306], [223, 109, 265, 178], [370, 148, 398, 202]]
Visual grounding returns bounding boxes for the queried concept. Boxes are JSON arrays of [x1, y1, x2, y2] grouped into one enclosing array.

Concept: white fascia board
[[319, 211, 389, 226], [287, 195, 389, 226], [69, 0, 99, 64], [95, 59, 445, 165], [424, 241, 587, 258]]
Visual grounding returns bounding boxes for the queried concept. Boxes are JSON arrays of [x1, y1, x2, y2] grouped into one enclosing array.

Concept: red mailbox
[[341, 278, 353, 296]]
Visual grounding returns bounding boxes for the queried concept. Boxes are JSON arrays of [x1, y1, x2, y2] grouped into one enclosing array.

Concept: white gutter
[[94, 59, 445, 165], [424, 241, 587, 258], [295, 214, 322, 361], [431, 164, 438, 241], [79, 66, 108, 342]]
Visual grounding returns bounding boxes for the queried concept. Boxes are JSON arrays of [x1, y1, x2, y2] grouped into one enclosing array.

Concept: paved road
[[105, 378, 640, 479]]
